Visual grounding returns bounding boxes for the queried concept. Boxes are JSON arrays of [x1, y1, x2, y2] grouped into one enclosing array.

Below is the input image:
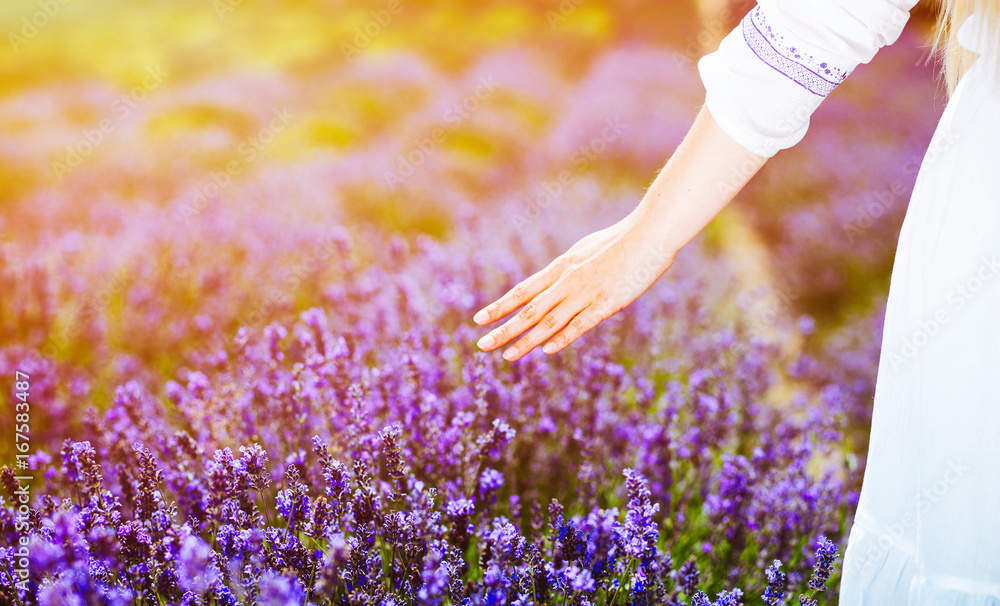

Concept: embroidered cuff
[[742, 5, 851, 97]]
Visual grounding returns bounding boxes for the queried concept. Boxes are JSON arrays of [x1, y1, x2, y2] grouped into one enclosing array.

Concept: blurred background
[[0, 0, 944, 457]]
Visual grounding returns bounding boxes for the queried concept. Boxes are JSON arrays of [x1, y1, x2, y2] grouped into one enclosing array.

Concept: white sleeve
[[697, 0, 920, 158]]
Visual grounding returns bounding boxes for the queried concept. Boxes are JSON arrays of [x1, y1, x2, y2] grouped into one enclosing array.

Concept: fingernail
[[543, 343, 556, 354], [473, 310, 489, 324], [502, 347, 518, 361], [477, 334, 494, 350]]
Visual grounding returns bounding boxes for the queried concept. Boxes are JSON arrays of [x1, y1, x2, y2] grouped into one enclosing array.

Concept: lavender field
[[0, 0, 946, 604]]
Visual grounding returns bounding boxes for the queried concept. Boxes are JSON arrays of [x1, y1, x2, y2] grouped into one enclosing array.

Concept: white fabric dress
[[699, 2, 1000, 604]]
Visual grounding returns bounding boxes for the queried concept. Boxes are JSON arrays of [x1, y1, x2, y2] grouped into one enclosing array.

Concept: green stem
[[306, 556, 318, 601], [281, 503, 295, 545], [372, 522, 392, 592], [257, 489, 273, 528], [5, 569, 24, 606], [530, 559, 538, 604], [120, 573, 137, 606], [608, 558, 635, 606], [210, 519, 219, 552], [388, 541, 398, 589], [303, 532, 326, 600]]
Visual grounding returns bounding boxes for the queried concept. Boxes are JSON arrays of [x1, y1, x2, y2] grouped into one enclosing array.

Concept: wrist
[[625, 202, 684, 264], [630, 188, 689, 258]]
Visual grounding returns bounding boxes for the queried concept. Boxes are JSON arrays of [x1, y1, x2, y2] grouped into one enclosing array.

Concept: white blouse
[[697, 0, 921, 158], [698, 4, 1000, 605]]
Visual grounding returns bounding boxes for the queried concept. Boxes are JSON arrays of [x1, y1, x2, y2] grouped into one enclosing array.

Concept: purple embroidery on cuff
[[742, 5, 849, 97]]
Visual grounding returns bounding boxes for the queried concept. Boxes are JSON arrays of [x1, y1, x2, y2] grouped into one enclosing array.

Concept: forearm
[[628, 104, 768, 254]]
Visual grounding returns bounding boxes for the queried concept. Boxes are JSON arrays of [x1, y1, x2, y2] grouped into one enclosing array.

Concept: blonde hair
[[934, 0, 1000, 93]]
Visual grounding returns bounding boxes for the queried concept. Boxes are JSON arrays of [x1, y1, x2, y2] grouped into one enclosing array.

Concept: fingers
[[473, 258, 567, 326], [476, 286, 567, 356], [541, 300, 610, 355], [501, 300, 583, 362]]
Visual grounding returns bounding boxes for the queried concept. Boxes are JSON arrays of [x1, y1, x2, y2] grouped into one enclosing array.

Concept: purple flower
[[797, 315, 816, 336], [619, 468, 659, 560], [679, 559, 700, 596], [704, 454, 754, 540], [275, 465, 311, 532], [475, 419, 517, 461], [186, 371, 212, 398], [60, 440, 102, 498], [314, 533, 349, 597], [807, 535, 839, 592], [378, 424, 407, 483], [257, 570, 305, 606], [418, 546, 452, 605], [312, 436, 350, 518], [239, 443, 271, 492], [763, 560, 786, 605], [564, 563, 596, 593], [714, 588, 744, 606], [176, 534, 220, 595], [447, 498, 475, 518], [691, 590, 712, 606], [447, 497, 475, 550], [484, 517, 525, 564], [478, 468, 504, 498]]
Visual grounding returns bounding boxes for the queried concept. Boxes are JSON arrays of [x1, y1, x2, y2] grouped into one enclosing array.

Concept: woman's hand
[[472, 107, 769, 362], [473, 212, 676, 361]]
